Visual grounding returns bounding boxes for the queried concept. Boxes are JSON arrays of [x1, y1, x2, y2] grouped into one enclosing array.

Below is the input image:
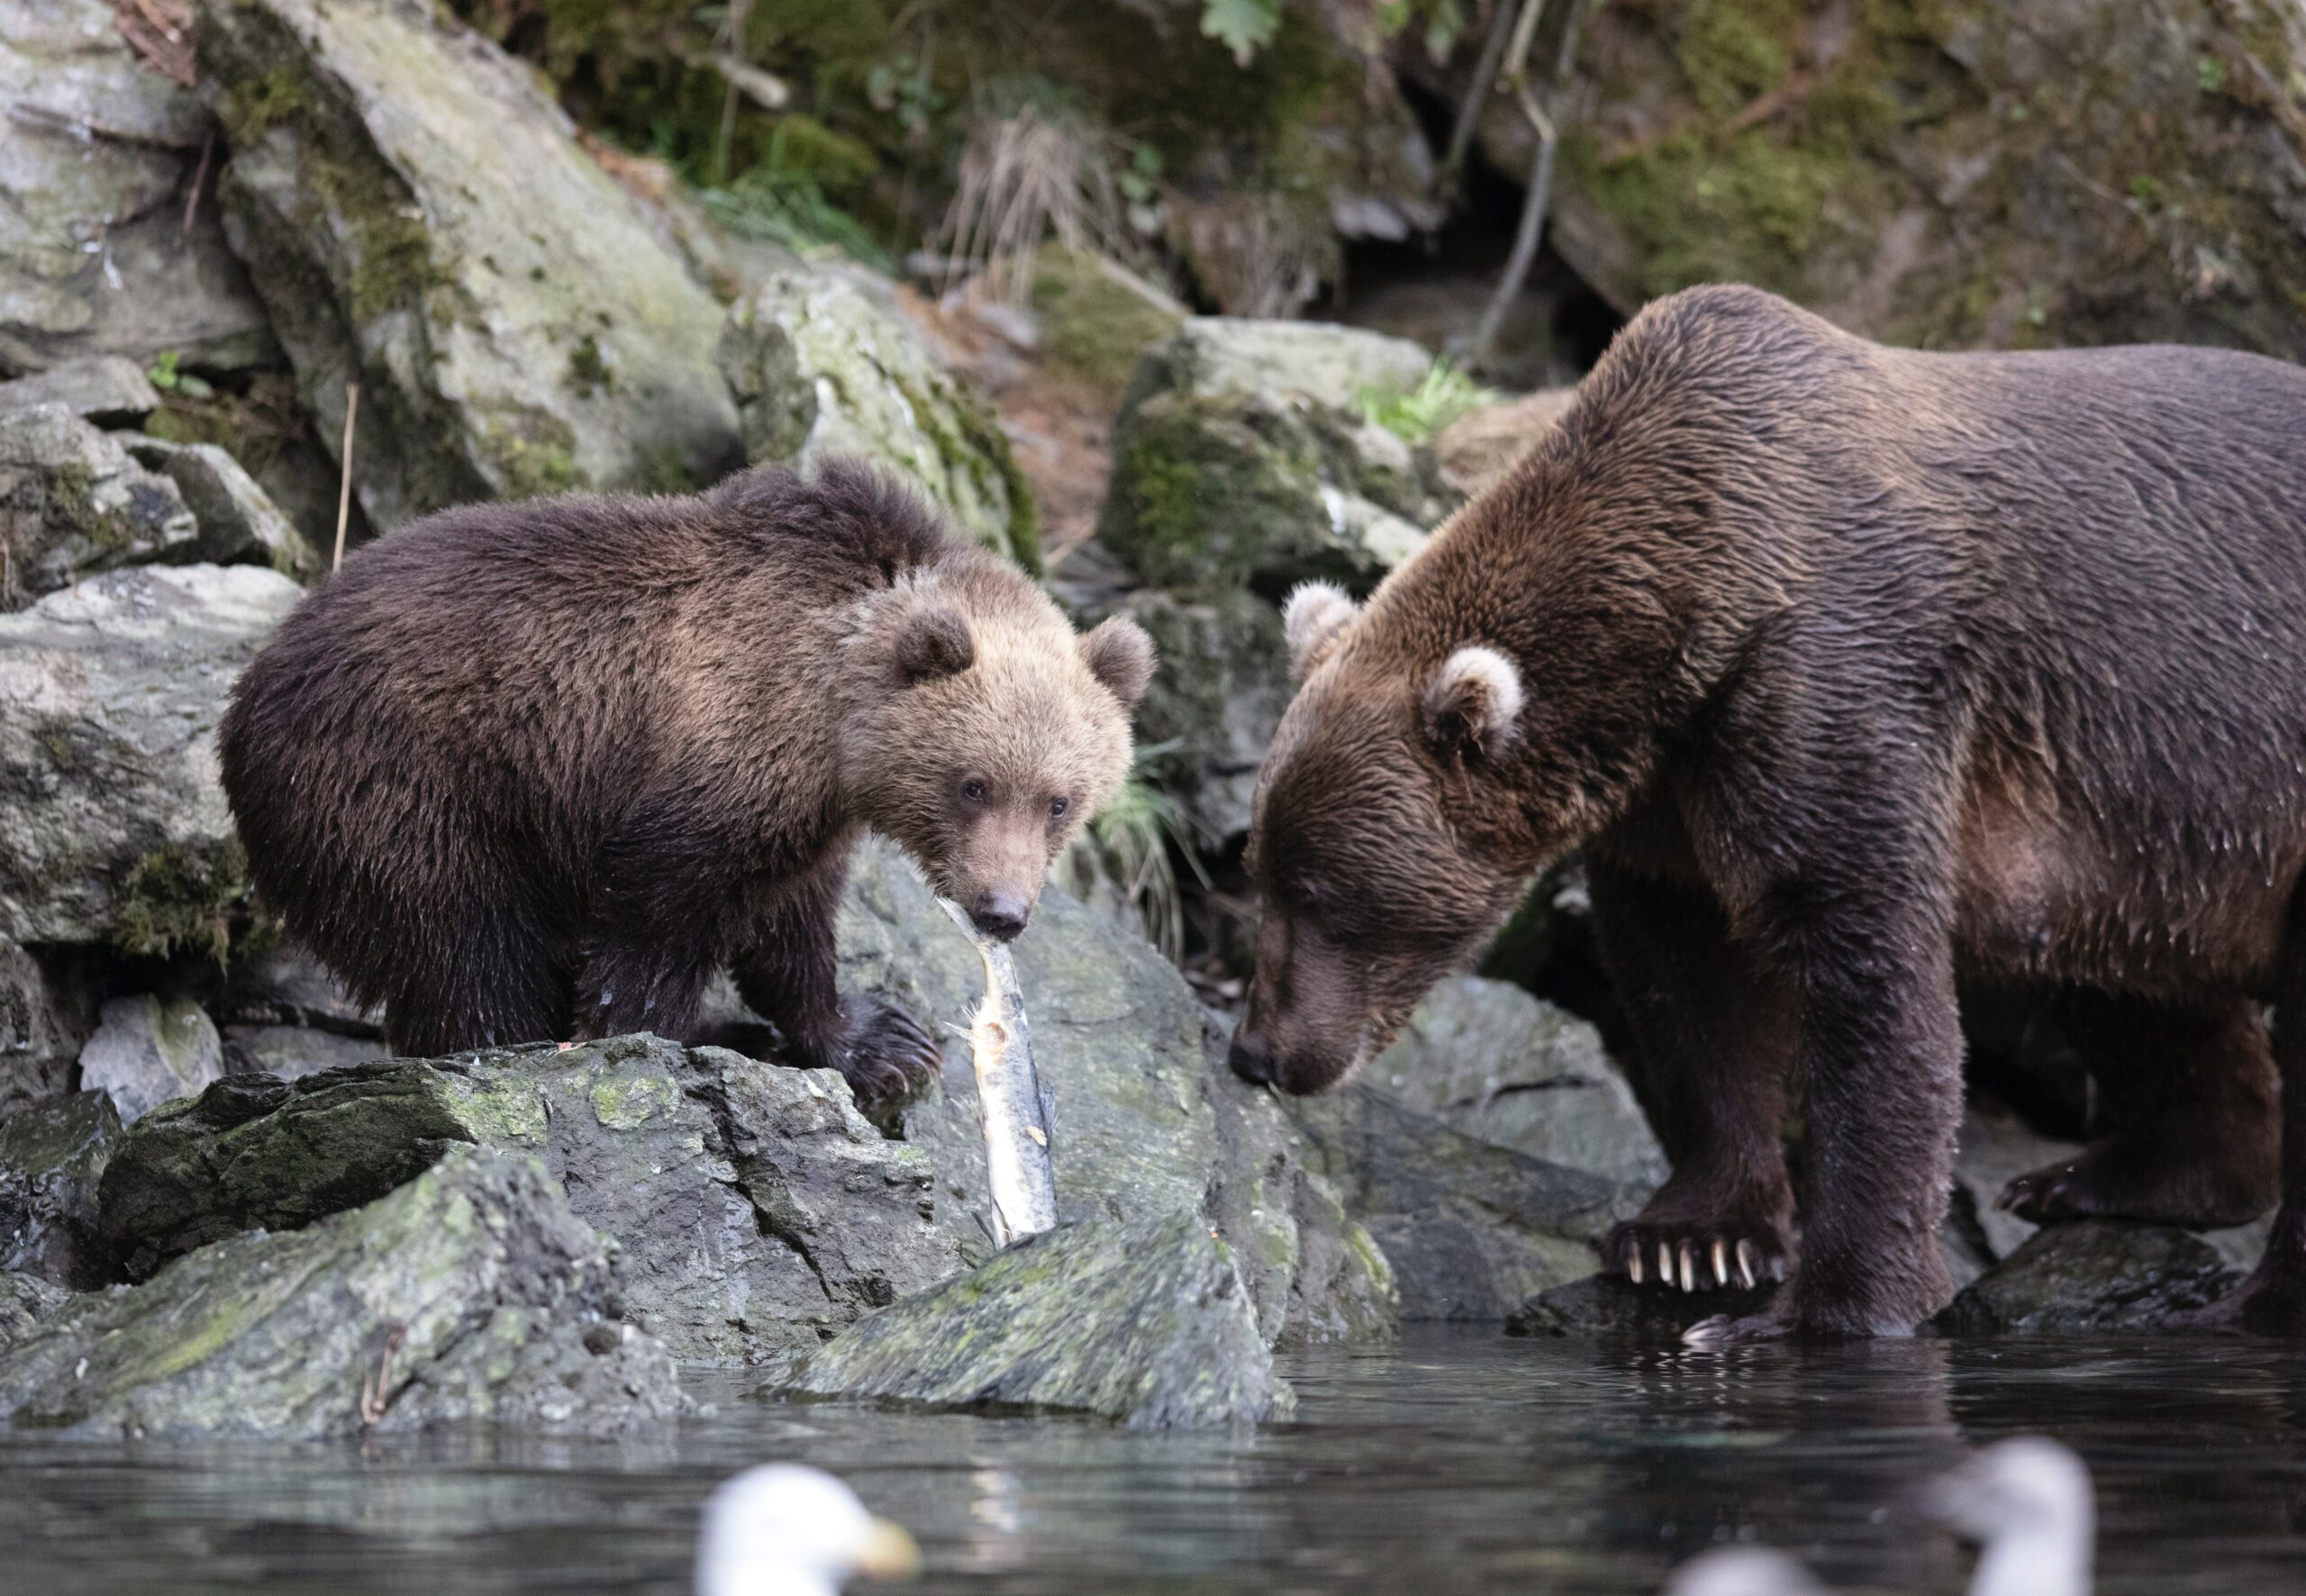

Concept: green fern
[[1358, 358, 1503, 448]]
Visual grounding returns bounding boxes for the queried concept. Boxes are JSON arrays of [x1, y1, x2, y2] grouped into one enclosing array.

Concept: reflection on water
[[5, 1328, 2306, 1594]]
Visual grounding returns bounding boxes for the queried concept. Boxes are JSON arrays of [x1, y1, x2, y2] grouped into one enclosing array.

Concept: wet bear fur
[[221, 460, 1154, 1103], [1230, 283, 2306, 1339]]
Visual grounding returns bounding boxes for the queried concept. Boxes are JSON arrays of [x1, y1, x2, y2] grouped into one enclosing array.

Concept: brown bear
[[1227, 283, 2306, 1340], [221, 460, 1154, 1103]]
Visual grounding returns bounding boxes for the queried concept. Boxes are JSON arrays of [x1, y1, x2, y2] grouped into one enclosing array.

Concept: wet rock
[[1287, 1086, 1639, 1320], [1203, 1067, 1399, 1350], [124, 439, 320, 582], [77, 993, 224, 1126], [218, 1024, 382, 1081], [1929, 1220, 2238, 1335], [0, 1273, 66, 1351], [1368, 975, 1667, 1192], [0, 563, 298, 950], [720, 269, 1037, 568], [0, 1146, 688, 1438], [843, 840, 1394, 1347], [95, 1035, 964, 1364], [1427, 0, 2306, 357], [0, 359, 162, 427], [0, 933, 88, 1111], [1507, 1273, 1775, 1339], [775, 1210, 1287, 1428], [0, 406, 198, 604], [1432, 389, 1575, 499], [1099, 317, 1457, 594], [195, 0, 741, 530], [0, 1092, 120, 1288], [0, 0, 276, 376]]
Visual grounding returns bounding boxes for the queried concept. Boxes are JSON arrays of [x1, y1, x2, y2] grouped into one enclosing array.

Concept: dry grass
[[934, 104, 1134, 302]]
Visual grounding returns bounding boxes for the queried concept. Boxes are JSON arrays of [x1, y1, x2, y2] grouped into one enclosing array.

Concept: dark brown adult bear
[[221, 460, 1154, 1103], [1227, 283, 2306, 1340]]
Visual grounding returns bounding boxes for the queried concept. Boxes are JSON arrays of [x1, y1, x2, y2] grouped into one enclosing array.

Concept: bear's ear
[[894, 603, 976, 685], [1283, 580, 1358, 681], [1079, 615, 1156, 712], [1422, 645, 1523, 766]]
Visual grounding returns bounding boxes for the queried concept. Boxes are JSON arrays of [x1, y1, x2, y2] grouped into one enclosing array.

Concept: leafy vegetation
[[1358, 360, 1501, 449]]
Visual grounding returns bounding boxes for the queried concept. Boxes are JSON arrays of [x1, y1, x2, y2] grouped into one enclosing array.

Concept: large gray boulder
[[0, 1146, 688, 1437], [77, 993, 222, 1126], [95, 1035, 965, 1365], [843, 841, 1395, 1348], [1369, 975, 1667, 1192], [195, 0, 741, 530], [0, 563, 299, 949], [775, 1211, 1287, 1428], [1287, 1085, 1640, 1320], [719, 269, 1038, 568], [0, 1091, 119, 1289], [0, 406, 198, 603], [0, 0, 275, 375], [1099, 318, 1457, 594]]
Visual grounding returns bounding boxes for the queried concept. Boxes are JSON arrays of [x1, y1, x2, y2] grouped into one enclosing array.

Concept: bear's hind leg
[[2202, 902, 2306, 1333], [1591, 862, 1797, 1294], [380, 899, 572, 1056], [1999, 988, 2278, 1230], [729, 857, 942, 1107]]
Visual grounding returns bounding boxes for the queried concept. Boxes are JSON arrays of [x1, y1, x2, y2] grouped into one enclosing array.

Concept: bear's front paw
[[832, 995, 944, 1108], [1604, 1200, 1793, 1294]]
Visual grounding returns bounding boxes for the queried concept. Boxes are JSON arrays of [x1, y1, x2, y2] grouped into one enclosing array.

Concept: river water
[[5, 1327, 2305, 1594]]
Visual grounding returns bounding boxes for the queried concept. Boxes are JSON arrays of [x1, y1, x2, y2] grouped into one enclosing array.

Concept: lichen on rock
[[719, 268, 1040, 569], [0, 1146, 690, 1438], [193, 0, 742, 530]]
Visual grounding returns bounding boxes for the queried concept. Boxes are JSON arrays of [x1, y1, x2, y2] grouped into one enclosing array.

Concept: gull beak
[[854, 1518, 921, 1579]]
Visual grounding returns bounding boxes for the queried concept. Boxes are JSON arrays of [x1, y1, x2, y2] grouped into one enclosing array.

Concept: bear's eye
[[961, 778, 988, 804], [1049, 796, 1069, 820]]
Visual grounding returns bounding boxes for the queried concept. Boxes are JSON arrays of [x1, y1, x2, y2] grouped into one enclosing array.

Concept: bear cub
[[222, 460, 1154, 1103]]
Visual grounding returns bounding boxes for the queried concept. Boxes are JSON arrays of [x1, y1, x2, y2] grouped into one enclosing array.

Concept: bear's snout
[[967, 889, 1030, 943], [1227, 1027, 1278, 1086]]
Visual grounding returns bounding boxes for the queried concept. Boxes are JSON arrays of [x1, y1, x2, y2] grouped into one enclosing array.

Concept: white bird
[[1663, 1437, 2093, 1596], [696, 1464, 922, 1596]]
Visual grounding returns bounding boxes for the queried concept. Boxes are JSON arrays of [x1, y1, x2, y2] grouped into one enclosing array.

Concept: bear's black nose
[[969, 892, 1030, 943], [1228, 1029, 1276, 1086]]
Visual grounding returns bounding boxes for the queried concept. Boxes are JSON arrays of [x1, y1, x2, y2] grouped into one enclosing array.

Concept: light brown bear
[[1229, 283, 2306, 1340], [222, 460, 1154, 1103]]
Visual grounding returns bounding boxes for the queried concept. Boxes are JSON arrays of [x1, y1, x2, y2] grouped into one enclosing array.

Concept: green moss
[[1029, 249, 1184, 399], [306, 155, 441, 325], [886, 369, 1040, 574], [566, 334, 613, 396], [113, 841, 254, 966], [588, 1071, 677, 1130], [220, 67, 312, 146], [478, 413, 581, 501], [1103, 392, 1325, 593], [1677, 0, 1798, 115]]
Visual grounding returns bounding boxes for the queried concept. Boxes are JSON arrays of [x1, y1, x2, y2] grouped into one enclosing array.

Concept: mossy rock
[[0, 564, 301, 950], [0, 407, 199, 606], [1452, 0, 2306, 354], [719, 268, 1040, 569], [1100, 317, 1458, 597], [95, 1035, 963, 1366], [774, 1210, 1291, 1428], [1029, 248, 1188, 399], [195, 0, 741, 530], [0, 1147, 690, 1437]]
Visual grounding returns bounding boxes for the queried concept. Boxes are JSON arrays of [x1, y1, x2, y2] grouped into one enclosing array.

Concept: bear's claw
[[1607, 1219, 1790, 1294], [833, 995, 944, 1108]]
